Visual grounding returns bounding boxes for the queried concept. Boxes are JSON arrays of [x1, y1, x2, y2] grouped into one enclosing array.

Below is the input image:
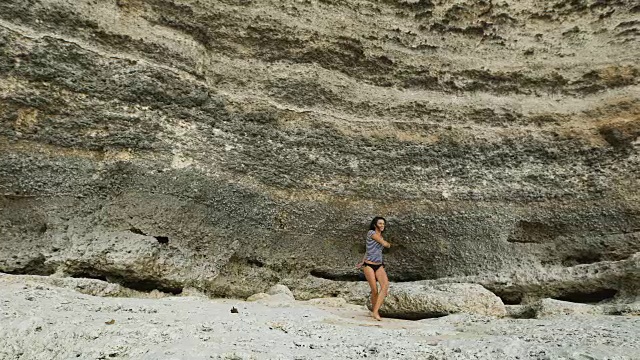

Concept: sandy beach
[[1, 274, 638, 360]]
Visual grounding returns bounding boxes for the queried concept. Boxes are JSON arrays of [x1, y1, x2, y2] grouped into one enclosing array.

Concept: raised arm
[[371, 232, 391, 248]]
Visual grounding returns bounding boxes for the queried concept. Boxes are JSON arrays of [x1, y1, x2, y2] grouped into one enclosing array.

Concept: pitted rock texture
[[0, 0, 639, 299], [285, 253, 640, 306], [365, 282, 507, 319]]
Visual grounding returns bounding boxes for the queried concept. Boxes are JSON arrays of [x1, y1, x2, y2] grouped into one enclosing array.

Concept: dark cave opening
[[385, 312, 449, 321], [69, 269, 183, 295], [154, 236, 169, 244], [561, 252, 603, 266], [246, 258, 264, 267], [310, 269, 429, 282], [3, 255, 56, 276], [480, 286, 523, 305], [129, 228, 169, 245], [495, 293, 523, 305], [310, 269, 363, 281], [553, 288, 618, 304], [116, 278, 182, 295], [70, 272, 108, 282], [129, 227, 146, 235]]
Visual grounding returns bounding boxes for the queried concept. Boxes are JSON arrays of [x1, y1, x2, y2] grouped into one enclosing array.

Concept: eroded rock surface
[[0, 0, 638, 301], [286, 253, 640, 309], [366, 282, 506, 319]]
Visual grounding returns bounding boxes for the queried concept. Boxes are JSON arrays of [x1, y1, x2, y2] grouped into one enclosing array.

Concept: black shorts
[[362, 262, 384, 272]]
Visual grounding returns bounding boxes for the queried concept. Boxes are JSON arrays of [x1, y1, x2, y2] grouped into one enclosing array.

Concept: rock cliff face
[[1, 0, 638, 302]]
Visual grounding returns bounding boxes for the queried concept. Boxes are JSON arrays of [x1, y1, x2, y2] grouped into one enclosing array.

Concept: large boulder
[[245, 285, 296, 307], [266, 284, 294, 299], [246, 292, 271, 302], [530, 298, 601, 318], [509, 298, 640, 318], [367, 283, 506, 319], [0, 273, 155, 298]]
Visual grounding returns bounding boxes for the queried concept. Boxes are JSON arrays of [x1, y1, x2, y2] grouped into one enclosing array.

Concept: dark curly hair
[[369, 216, 387, 233]]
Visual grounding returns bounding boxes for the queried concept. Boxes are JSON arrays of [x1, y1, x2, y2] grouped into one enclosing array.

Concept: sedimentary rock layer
[[1, 0, 638, 299]]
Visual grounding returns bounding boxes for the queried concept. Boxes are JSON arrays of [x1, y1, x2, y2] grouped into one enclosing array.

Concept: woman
[[357, 216, 391, 321]]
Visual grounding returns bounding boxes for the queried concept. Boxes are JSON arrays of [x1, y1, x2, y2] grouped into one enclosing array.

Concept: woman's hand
[[356, 261, 364, 269], [383, 241, 391, 248]]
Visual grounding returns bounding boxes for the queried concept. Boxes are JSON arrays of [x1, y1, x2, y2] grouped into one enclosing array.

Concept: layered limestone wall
[[1, 0, 638, 302]]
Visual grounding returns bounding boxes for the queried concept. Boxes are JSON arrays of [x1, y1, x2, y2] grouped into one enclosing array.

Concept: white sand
[[1, 276, 639, 360]]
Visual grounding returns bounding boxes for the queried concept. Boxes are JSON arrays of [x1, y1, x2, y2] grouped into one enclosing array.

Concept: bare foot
[[372, 312, 382, 321]]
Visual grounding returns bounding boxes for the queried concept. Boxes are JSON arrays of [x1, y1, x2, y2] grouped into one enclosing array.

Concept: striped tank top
[[365, 230, 383, 263]]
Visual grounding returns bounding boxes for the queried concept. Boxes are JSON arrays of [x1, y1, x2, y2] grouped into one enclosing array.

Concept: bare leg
[[362, 266, 378, 318], [372, 266, 389, 321]]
